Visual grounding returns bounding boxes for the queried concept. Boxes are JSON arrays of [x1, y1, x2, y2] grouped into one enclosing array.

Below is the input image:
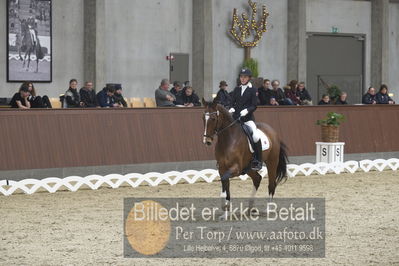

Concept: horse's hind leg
[[247, 170, 262, 212], [266, 160, 278, 199]]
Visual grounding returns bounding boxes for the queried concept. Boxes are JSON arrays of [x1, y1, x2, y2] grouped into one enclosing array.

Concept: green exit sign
[[332, 27, 339, 33]]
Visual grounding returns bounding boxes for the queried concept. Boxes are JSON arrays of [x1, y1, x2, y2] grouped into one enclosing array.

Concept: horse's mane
[[216, 104, 234, 123]]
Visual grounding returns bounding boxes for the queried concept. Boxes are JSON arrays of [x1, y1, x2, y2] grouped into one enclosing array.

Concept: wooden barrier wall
[[0, 105, 398, 171]]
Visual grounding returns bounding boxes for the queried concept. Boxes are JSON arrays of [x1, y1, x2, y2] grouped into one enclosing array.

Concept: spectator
[[10, 84, 31, 109], [258, 79, 273, 106], [97, 85, 118, 108], [113, 84, 128, 108], [80, 81, 98, 108], [335, 92, 348, 105], [376, 84, 395, 104], [271, 80, 288, 105], [155, 79, 176, 107], [215, 80, 231, 108], [362, 87, 377, 105], [64, 79, 84, 108], [25, 82, 52, 108], [297, 82, 312, 105], [170, 81, 182, 97], [176, 86, 201, 107], [269, 97, 279, 106], [284, 80, 300, 105], [318, 94, 331, 105]]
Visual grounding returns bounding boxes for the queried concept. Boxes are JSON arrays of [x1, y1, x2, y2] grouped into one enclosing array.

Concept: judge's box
[[316, 142, 345, 164]]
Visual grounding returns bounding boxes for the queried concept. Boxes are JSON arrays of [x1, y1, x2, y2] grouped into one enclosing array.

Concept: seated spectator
[[376, 84, 395, 104], [113, 84, 128, 107], [258, 79, 273, 106], [80, 81, 98, 107], [318, 94, 331, 105], [176, 86, 201, 107], [97, 85, 119, 108], [10, 84, 31, 109], [284, 81, 300, 105], [271, 80, 289, 105], [155, 79, 176, 107], [362, 87, 377, 105], [215, 80, 231, 108], [170, 81, 182, 97], [297, 82, 312, 105], [25, 82, 52, 108], [64, 79, 84, 108], [335, 92, 348, 105], [269, 97, 279, 106]]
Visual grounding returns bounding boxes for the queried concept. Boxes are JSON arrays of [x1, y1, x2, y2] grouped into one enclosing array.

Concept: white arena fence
[[1, 159, 398, 196]]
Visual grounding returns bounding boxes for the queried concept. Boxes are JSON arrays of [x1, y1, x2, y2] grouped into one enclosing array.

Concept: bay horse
[[202, 99, 288, 217]]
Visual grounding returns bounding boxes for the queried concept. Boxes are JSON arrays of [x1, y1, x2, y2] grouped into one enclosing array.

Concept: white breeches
[[244, 121, 261, 143]]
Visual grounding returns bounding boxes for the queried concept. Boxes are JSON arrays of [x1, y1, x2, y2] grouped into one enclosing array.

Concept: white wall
[[0, 0, 84, 98], [212, 0, 288, 92], [389, 3, 399, 103], [103, 0, 192, 98]]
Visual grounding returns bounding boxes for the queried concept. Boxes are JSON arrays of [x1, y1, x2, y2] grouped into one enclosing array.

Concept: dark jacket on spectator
[[318, 100, 330, 105], [10, 93, 28, 108], [64, 88, 81, 108], [297, 89, 312, 102], [176, 91, 201, 106], [362, 93, 377, 104], [335, 99, 348, 105], [271, 88, 286, 104], [97, 88, 116, 108], [80, 88, 98, 107], [284, 89, 300, 105], [216, 89, 231, 108], [170, 87, 180, 97], [113, 93, 128, 107], [258, 86, 274, 106], [376, 92, 394, 104]]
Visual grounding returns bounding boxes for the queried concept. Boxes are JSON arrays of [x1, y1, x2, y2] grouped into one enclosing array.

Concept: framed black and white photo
[[7, 0, 52, 82]]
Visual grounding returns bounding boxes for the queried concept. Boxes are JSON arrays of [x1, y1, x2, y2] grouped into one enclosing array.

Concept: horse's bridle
[[203, 111, 239, 140]]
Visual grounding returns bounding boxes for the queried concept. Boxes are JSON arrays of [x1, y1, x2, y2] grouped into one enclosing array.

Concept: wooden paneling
[[0, 105, 398, 171]]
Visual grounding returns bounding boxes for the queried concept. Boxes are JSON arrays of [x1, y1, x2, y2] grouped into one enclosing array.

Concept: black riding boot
[[251, 141, 263, 171]]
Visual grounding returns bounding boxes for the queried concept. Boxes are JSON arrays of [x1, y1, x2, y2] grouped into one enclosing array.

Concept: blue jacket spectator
[[97, 86, 116, 108], [362, 87, 377, 104], [376, 84, 395, 105]]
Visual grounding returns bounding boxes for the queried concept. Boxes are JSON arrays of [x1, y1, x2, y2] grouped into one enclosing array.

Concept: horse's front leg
[[26, 52, 31, 71], [218, 165, 239, 221]]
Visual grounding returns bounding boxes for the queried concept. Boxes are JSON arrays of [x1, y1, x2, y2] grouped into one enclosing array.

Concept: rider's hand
[[228, 108, 235, 114], [240, 109, 249, 117]]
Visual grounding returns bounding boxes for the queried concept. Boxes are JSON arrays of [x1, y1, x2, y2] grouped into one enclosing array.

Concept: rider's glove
[[240, 109, 249, 117], [228, 108, 235, 114]]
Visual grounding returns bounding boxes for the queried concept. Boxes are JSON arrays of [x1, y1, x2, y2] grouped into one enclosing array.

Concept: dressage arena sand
[[1, 170, 398, 265]]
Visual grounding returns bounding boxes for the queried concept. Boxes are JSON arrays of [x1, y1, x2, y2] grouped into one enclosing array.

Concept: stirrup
[[251, 159, 263, 171]]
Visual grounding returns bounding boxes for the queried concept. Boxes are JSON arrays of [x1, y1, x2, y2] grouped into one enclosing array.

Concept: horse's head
[[202, 98, 220, 146]]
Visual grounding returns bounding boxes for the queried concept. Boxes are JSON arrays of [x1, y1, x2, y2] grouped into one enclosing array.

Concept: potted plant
[[327, 85, 342, 104], [316, 112, 345, 142]]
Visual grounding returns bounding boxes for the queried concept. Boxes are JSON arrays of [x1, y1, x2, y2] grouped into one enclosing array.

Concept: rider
[[229, 68, 263, 171]]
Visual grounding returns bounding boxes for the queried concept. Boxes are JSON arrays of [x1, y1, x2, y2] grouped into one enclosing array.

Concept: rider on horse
[[229, 68, 263, 171]]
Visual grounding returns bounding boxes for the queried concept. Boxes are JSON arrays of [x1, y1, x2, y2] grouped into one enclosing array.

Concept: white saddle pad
[[248, 129, 270, 153]]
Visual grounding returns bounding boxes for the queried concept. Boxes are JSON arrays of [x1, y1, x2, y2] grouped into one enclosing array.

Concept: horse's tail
[[276, 141, 289, 185]]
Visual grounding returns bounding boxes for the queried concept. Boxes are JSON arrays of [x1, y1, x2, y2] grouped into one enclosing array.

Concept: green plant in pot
[[316, 112, 345, 142], [327, 85, 342, 104]]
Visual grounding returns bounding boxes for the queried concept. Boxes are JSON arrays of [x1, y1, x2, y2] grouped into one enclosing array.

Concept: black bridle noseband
[[203, 111, 239, 140]]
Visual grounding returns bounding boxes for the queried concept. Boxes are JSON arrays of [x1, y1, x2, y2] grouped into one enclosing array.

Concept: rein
[[203, 111, 239, 139]]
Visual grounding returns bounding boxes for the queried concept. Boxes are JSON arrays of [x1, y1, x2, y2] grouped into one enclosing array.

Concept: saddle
[[240, 123, 270, 153]]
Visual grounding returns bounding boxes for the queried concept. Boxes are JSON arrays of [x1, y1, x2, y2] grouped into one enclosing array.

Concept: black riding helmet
[[239, 68, 252, 77]]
